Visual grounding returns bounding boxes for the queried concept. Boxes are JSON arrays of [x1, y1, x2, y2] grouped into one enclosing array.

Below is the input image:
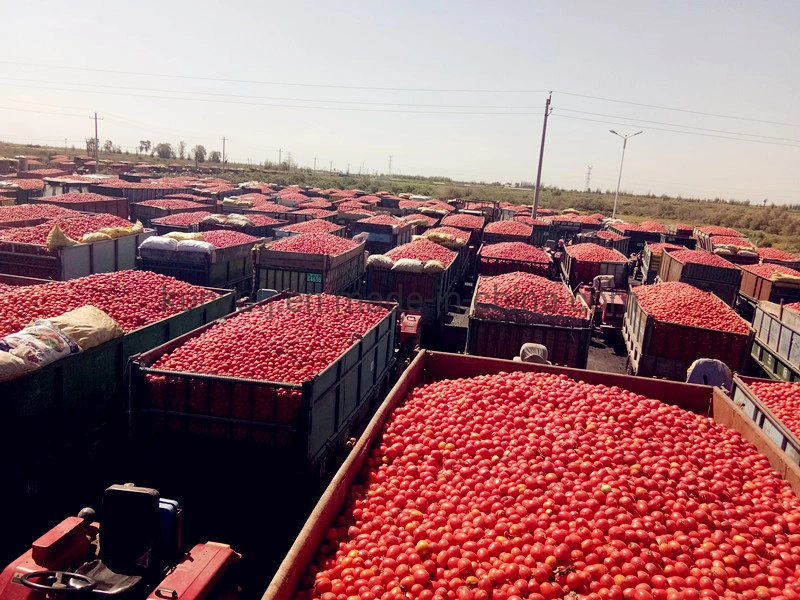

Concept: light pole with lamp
[[609, 130, 642, 219]]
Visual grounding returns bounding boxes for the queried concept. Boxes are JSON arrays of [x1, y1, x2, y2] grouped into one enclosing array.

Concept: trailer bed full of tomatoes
[[201, 230, 262, 249], [479, 243, 549, 263], [747, 381, 800, 445], [152, 210, 214, 226], [634, 282, 748, 335], [150, 294, 388, 384], [759, 248, 797, 262], [281, 220, 347, 234], [295, 369, 800, 600], [0, 214, 134, 245], [743, 263, 800, 279], [0, 204, 82, 226], [143, 294, 390, 444], [0, 270, 215, 337], [270, 233, 361, 256], [474, 272, 585, 324], [386, 240, 457, 267]]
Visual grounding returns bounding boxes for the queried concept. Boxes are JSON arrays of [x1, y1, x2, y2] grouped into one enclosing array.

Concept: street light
[[609, 130, 642, 219]]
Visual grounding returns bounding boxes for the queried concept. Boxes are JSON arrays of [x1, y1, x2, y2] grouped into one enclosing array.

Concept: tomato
[[385, 240, 456, 267], [474, 272, 585, 320], [0, 203, 81, 224], [200, 230, 261, 248], [136, 199, 209, 210], [359, 216, 407, 227], [566, 243, 627, 263], [296, 370, 800, 600], [150, 293, 388, 385], [635, 282, 748, 334], [0, 270, 216, 336], [748, 382, 800, 443], [480, 243, 549, 265], [0, 214, 134, 245], [270, 233, 361, 257], [758, 248, 797, 262], [280, 220, 343, 234], [696, 226, 742, 237], [152, 211, 213, 226], [743, 263, 800, 279], [440, 215, 485, 231], [483, 222, 533, 239], [513, 216, 548, 227], [292, 208, 337, 219]]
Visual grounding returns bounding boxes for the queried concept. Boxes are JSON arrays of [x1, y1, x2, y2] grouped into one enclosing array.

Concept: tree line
[[86, 138, 222, 165]]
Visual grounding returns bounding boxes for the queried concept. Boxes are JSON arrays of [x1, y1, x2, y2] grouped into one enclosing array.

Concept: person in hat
[[514, 343, 551, 365]]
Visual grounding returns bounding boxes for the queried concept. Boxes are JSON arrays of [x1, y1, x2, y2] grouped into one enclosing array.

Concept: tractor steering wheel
[[20, 570, 98, 595]]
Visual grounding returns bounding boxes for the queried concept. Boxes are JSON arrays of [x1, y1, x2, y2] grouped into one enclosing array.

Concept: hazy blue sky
[[1, 1, 799, 203]]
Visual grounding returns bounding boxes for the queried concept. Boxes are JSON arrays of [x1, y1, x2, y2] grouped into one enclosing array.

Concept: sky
[[1, 1, 799, 203]]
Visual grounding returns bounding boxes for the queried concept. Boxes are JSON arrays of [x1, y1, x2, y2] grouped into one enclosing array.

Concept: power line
[[551, 114, 800, 149], [4, 60, 800, 129], [1, 136, 85, 143], [102, 111, 220, 139], [0, 77, 543, 109], [555, 91, 800, 128], [4, 60, 799, 128], [0, 105, 87, 118], [0, 82, 540, 115], [0, 61, 548, 94], [589, 174, 800, 195], [556, 107, 800, 143]]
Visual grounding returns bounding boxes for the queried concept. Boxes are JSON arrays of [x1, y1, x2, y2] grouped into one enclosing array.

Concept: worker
[[686, 359, 733, 391], [513, 343, 551, 365]]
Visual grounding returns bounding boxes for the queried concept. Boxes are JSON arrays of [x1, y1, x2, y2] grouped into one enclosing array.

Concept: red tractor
[[0, 484, 240, 599], [578, 275, 628, 330]]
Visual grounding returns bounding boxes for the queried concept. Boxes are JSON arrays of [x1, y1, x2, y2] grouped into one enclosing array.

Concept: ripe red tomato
[[295, 370, 800, 600], [0, 270, 216, 336]]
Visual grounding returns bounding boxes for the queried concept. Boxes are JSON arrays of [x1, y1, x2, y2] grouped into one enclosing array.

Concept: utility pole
[[287, 152, 293, 171], [347, 163, 350, 175], [329, 160, 332, 173], [64, 138, 67, 151], [221, 136, 227, 165], [89, 112, 103, 168], [313, 157, 317, 174], [532, 92, 552, 219], [609, 130, 642, 219], [388, 155, 393, 176], [585, 166, 592, 191], [278, 148, 282, 167]]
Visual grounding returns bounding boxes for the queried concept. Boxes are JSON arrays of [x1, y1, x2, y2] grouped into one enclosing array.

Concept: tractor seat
[[76, 484, 162, 596]]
